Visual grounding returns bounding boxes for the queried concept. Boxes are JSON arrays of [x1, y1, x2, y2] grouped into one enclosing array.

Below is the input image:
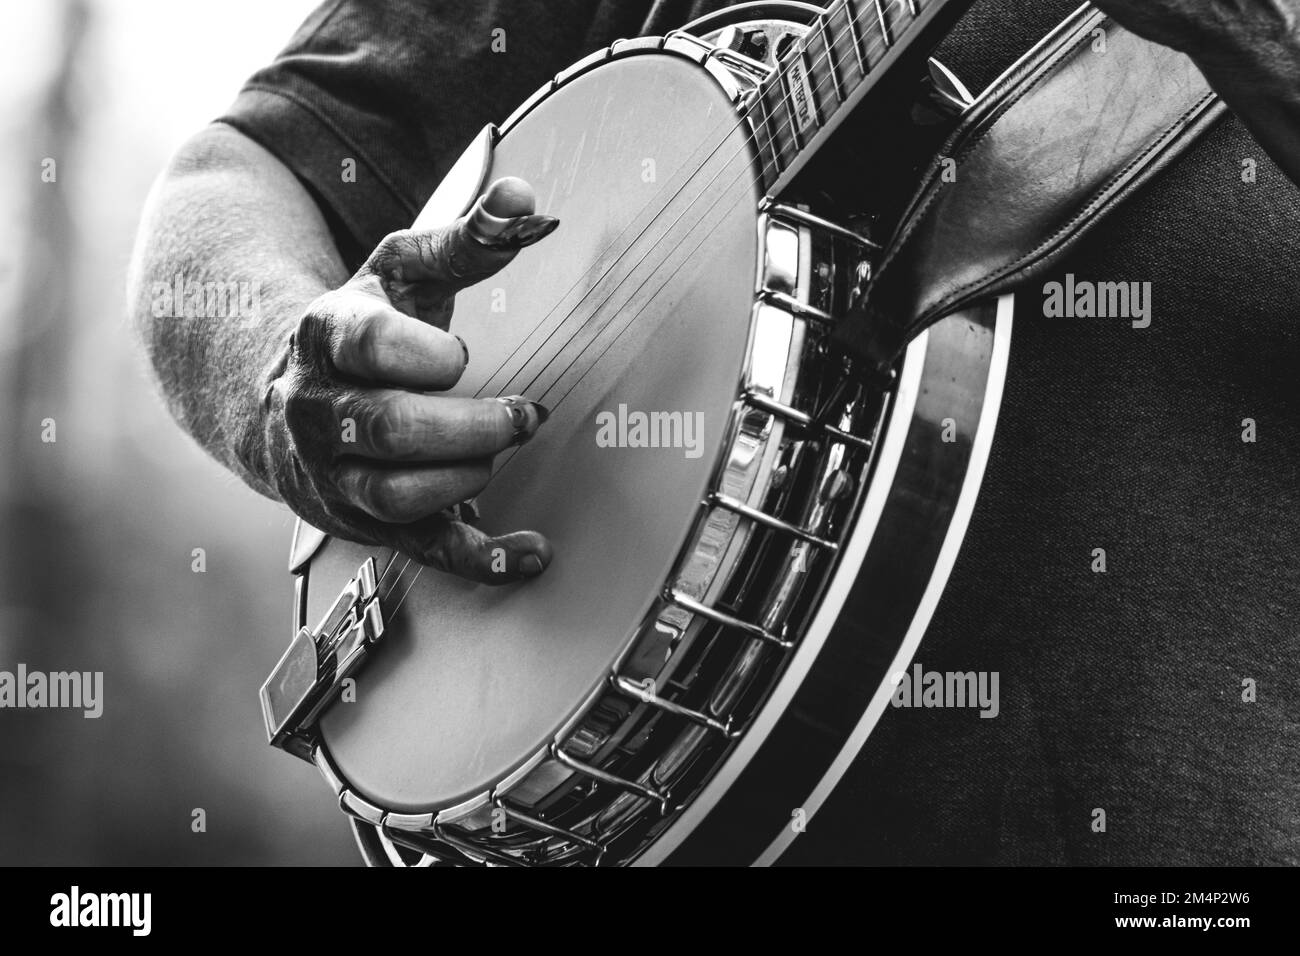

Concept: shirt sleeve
[[214, 0, 687, 269]]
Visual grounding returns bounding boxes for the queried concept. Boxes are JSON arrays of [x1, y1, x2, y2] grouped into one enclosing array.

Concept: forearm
[[126, 122, 347, 497]]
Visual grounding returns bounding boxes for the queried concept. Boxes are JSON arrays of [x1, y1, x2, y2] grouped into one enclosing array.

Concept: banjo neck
[[749, 0, 975, 194]]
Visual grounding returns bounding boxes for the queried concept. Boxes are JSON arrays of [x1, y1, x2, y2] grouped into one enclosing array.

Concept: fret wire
[[371, 5, 924, 564], [744, 0, 929, 182], [762, 77, 799, 171], [873, 0, 893, 48], [844, 0, 868, 76], [754, 88, 782, 182], [818, 16, 844, 103]]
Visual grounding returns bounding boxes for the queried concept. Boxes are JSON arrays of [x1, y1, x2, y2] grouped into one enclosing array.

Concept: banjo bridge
[[260, 557, 385, 761]]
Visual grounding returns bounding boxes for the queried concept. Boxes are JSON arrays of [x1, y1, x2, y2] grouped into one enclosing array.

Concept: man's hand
[[1093, 1, 1300, 186], [260, 177, 559, 584]]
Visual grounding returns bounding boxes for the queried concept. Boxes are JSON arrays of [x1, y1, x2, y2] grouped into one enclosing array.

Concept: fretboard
[[745, 0, 971, 193]]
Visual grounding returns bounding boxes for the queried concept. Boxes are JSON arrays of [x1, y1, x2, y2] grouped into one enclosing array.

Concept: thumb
[[358, 177, 560, 297]]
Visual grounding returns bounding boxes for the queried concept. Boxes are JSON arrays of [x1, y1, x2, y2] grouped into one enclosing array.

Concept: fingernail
[[496, 395, 531, 445], [520, 554, 544, 577], [495, 215, 560, 249], [468, 208, 560, 251], [455, 334, 469, 367]]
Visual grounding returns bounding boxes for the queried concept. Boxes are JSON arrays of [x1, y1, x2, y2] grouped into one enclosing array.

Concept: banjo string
[[470, 1, 901, 404], [492, 164, 754, 480], [503, 2, 896, 419], [383, 164, 753, 621], [376, 3, 908, 611]]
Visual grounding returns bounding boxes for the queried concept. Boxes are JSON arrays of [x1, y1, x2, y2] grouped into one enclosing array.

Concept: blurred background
[[0, 0, 356, 865]]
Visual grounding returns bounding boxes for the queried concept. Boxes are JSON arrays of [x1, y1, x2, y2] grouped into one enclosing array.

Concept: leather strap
[[833, 5, 1227, 374]]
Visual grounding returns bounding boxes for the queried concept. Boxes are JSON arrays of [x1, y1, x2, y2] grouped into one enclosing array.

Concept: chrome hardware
[[433, 792, 492, 827], [261, 557, 384, 759], [714, 23, 772, 66], [340, 790, 386, 826], [384, 810, 435, 831], [494, 799, 605, 853], [552, 745, 672, 812], [610, 674, 735, 736], [743, 388, 874, 450], [663, 587, 791, 649], [691, 13, 801, 73], [312, 744, 346, 795], [716, 24, 745, 52], [710, 26, 773, 87], [364, 199, 879, 867], [555, 48, 615, 86], [433, 823, 527, 867], [709, 492, 839, 551], [351, 200, 889, 868], [760, 289, 834, 326], [381, 824, 484, 868], [848, 257, 873, 313], [763, 200, 882, 250], [663, 29, 717, 64], [340, 21, 910, 866], [714, 46, 777, 87]]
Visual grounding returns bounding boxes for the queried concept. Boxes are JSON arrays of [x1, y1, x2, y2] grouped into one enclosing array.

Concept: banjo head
[[276, 6, 1014, 867], [307, 52, 762, 812]]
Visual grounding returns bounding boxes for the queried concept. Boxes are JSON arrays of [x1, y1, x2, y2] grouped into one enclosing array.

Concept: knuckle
[[371, 229, 413, 268], [418, 533, 453, 572], [354, 470, 404, 523], [281, 380, 315, 435], [292, 305, 328, 357], [447, 224, 492, 278], [292, 298, 348, 377], [346, 307, 386, 372], [317, 488, 353, 525], [420, 227, 453, 274], [362, 396, 410, 458]]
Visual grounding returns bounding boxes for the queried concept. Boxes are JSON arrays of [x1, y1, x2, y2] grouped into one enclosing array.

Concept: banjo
[[261, 0, 1012, 866]]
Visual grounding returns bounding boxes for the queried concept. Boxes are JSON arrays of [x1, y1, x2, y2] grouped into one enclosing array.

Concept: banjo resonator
[[262, 0, 1011, 867]]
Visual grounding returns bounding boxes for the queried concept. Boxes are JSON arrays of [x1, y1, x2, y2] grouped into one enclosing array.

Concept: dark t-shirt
[[220, 0, 1300, 865]]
